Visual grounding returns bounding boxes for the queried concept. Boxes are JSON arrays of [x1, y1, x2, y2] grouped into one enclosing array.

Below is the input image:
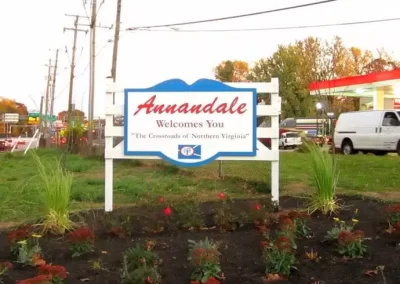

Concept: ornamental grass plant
[[305, 142, 340, 215], [31, 151, 75, 235]]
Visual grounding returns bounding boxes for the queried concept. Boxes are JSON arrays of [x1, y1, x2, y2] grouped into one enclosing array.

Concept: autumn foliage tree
[[217, 37, 399, 118], [214, 60, 250, 82], [57, 110, 85, 122], [0, 97, 28, 115]]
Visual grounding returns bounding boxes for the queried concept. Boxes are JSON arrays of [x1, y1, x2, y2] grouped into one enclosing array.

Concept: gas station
[[309, 69, 400, 110]]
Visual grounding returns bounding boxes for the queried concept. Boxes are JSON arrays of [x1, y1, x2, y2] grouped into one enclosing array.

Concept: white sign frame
[[123, 79, 258, 167], [105, 78, 281, 212]]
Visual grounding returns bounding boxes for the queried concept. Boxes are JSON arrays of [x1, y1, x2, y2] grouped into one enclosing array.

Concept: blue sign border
[[123, 78, 257, 167]]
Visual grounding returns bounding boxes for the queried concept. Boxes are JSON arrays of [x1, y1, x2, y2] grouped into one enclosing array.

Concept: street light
[[316, 102, 323, 136]]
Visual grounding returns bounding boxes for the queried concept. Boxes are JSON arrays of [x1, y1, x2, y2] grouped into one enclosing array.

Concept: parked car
[[334, 110, 400, 155], [279, 132, 302, 149]]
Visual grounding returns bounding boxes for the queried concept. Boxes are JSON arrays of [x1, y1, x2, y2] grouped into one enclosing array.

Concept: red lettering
[[133, 94, 248, 115]]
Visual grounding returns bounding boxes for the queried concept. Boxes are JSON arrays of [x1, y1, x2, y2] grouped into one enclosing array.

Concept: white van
[[280, 132, 302, 149], [334, 110, 400, 155]]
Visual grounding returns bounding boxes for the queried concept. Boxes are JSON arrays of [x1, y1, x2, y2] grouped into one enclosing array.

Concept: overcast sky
[[0, 0, 399, 117]]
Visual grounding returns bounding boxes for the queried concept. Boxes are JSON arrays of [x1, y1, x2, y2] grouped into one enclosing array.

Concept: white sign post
[[105, 78, 281, 212]]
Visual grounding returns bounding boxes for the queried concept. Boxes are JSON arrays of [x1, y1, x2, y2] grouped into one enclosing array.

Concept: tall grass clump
[[305, 142, 340, 215], [31, 151, 75, 235]]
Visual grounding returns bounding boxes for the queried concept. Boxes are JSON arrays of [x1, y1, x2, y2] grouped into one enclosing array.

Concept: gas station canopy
[[309, 69, 400, 110]]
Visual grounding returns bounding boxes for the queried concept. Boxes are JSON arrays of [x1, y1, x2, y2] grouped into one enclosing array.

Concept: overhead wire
[[124, 17, 400, 33], [126, 0, 339, 30]]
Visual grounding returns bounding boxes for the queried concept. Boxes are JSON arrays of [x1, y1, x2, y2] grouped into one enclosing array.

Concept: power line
[[124, 17, 400, 33], [97, 0, 106, 17], [81, 0, 90, 20], [126, 0, 339, 30]]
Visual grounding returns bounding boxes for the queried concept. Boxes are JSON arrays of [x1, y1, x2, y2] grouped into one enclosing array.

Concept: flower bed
[[0, 195, 399, 284]]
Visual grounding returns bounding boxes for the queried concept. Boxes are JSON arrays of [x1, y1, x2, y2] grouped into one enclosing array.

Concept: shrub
[[263, 235, 297, 276], [213, 194, 248, 232], [121, 244, 161, 284], [66, 227, 95, 258], [337, 230, 367, 258], [174, 202, 205, 230], [188, 238, 222, 284], [305, 142, 340, 214], [325, 218, 355, 241], [384, 204, 400, 224], [31, 152, 75, 235], [37, 264, 68, 281], [16, 274, 53, 284]]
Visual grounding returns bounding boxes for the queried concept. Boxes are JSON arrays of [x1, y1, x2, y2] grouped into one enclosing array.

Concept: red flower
[[204, 277, 220, 284], [260, 241, 271, 248], [67, 227, 95, 244], [276, 236, 292, 252], [159, 197, 165, 203], [338, 231, 354, 246], [37, 264, 67, 279], [255, 204, 261, 211], [217, 192, 226, 200], [163, 207, 172, 216], [279, 218, 295, 232], [16, 274, 53, 284], [7, 225, 30, 244], [0, 261, 13, 270], [353, 230, 365, 241]]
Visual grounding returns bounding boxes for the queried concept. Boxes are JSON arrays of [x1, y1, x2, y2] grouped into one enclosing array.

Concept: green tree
[[214, 60, 249, 82]]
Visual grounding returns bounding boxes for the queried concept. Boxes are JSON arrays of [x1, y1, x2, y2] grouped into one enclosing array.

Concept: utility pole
[[111, 0, 122, 103], [64, 16, 88, 121], [39, 96, 44, 134], [87, 0, 97, 146], [47, 49, 59, 147], [44, 59, 52, 127]]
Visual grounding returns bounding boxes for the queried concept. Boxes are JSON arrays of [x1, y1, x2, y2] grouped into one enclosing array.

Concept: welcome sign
[[123, 79, 257, 167]]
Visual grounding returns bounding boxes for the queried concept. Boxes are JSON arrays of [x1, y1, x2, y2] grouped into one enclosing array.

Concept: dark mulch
[[0, 195, 399, 284]]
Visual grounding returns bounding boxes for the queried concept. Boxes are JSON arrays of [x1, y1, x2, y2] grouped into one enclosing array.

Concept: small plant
[[8, 225, 31, 255], [16, 274, 53, 284], [286, 211, 313, 238], [89, 259, 108, 272], [263, 235, 297, 277], [0, 262, 12, 276], [305, 249, 320, 262], [325, 218, 355, 241], [105, 214, 131, 237], [37, 264, 68, 282], [213, 194, 248, 232], [174, 202, 205, 230], [305, 142, 340, 215], [251, 202, 274, 233], [188, 238, 223, 284], [15, 234, 44, 266], [384, 204, 400, 224], [337, 230, 367, 258], [121, 244, 161, 284], [145, 240, 157, 251], [66, 227, 95, 258], [122, 266, 161, 284], [31, 152, 75, 235]]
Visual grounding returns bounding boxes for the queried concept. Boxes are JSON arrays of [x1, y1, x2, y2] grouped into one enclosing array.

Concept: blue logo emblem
[[178, 145, 201, 159]]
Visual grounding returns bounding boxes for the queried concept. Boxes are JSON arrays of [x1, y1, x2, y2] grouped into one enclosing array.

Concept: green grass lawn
[[0, 149, 399, 223]]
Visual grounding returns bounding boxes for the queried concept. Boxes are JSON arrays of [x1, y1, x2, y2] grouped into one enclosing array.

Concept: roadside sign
[[4, 113, 19, 123]]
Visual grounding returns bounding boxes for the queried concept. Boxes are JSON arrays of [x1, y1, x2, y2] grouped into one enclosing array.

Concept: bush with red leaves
[[37, 264, 67, 279], [66, 227, 95, 258], [16, 274, 53, 284]]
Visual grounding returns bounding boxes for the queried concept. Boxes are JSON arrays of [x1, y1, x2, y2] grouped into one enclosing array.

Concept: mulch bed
[[0, 195, 399, 284]]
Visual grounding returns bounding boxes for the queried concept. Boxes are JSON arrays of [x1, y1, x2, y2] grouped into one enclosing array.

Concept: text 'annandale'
[[133, 95, 247, 115]]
